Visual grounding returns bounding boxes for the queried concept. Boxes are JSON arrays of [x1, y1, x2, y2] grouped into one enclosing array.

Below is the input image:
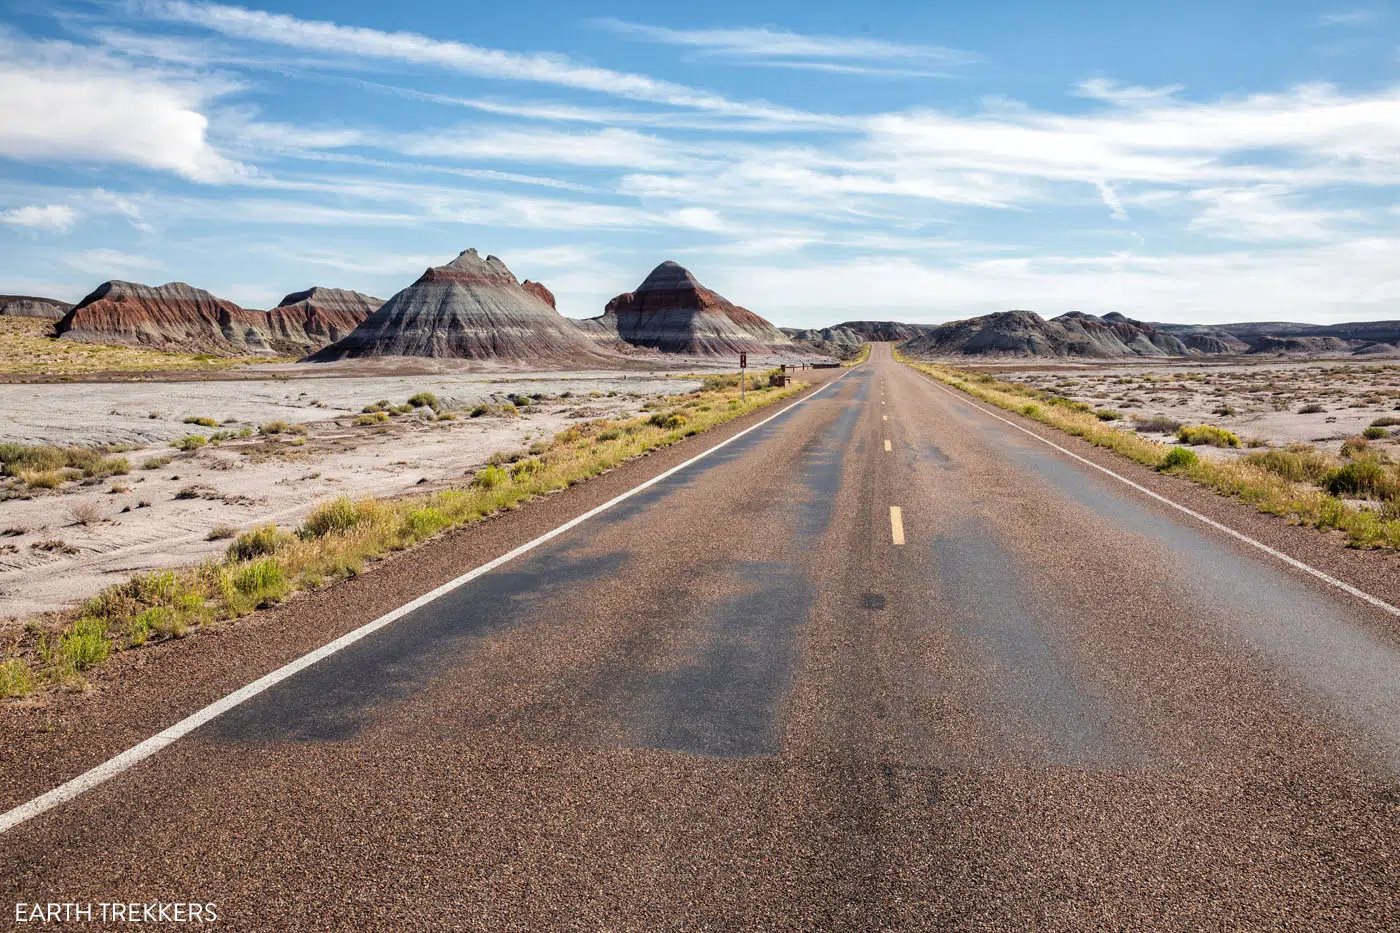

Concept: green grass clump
[[473, 465, 507, 489], [1176, 424, 1241, 448], [1, 443, 130, 484], [227, 524, 287, 561], [142, 455, 173, 470], [1363, 426, 1388, 440], [173, 435, 208, 451], [407, 392, 442, 412], [1159, 447, 1199, 471], [183, 416, 219, 427], [1133, 415, 1183, 434], [403, 506, 448, 539], [1324, 460, 1399, 501], [649, 411, 689, 430], [356, 411, 389, 425], [0, 658, 36, 698], [300, 498, 362, 538], [59, 617, 110, 672], [232, 559, 286, 597], [1246, 446, 1334, 485], [259, 420, 306, 436], [1094, 409, 1123, 421]]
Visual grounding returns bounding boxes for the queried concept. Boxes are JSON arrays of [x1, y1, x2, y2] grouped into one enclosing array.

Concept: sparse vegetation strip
[[899, 354, 1400, 550], [0, 373, 808, 698]]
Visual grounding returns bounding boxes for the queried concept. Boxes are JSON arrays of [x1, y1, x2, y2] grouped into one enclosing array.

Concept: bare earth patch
[[0, 370, 699, 616], [999, 359, 1400, 459]]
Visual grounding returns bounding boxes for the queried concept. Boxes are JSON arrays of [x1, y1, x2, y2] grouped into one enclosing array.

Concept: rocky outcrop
[[55, 281, 375, 357], [1247, 335, 1354, 355], [521, 280, 555, 310], [1151, 319, 1400, 355], [309, 249, 627, 364], [0, 295, 73, 320], [587, 261, 812, 357], [901, 310, 1193, 359], [267, 287, 381, 350], [57, 281, 270, 355], [1177, 331, 1251, 355], [783, 321, 930, 358]]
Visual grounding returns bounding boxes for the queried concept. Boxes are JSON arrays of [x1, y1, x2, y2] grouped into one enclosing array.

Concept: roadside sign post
[[739, 352, 747, 402]]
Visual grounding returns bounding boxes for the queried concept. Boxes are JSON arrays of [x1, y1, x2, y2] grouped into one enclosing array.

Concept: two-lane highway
[[3, 344, 1399, 929]]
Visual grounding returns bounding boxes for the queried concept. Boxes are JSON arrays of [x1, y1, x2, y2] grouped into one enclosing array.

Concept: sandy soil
[[999, 359, 1400, 458], [0, 371, 698, 617]]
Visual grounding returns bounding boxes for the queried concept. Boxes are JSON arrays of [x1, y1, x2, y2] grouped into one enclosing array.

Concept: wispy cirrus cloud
[[1318, 9, 1381, 26], [63, 247, 161, 273], [134, 1, 831, 124], [592, 19, 980, 77]]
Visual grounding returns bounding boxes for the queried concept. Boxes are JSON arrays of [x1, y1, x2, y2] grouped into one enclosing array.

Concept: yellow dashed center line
[[882, 414, 888, 421], [889, 506, 905, 545], [884, 439, 892, 452]]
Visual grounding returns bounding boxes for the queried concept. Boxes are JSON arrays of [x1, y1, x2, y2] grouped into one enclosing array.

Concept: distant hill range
[[54, 281, 381, 357], [0, 295, 74, 320], [783, 311, 1400, 360], [17, 253, 814, 365], [782, 321, 929, 359]]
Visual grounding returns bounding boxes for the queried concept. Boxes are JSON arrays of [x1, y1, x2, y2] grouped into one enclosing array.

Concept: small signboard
[[739, 352, 747, 368]]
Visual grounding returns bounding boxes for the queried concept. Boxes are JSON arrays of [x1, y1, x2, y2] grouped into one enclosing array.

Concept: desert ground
[[996, 358, 1400, 457], [0, 369, 713, 617]]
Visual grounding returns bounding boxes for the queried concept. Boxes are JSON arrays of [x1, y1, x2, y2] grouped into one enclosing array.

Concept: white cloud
[[1187, 186, 1363, 241], [594, 20, 979, 76], [91, 188, 154, 232], [1318, 9, 1379, 26], [724, 238, 1400, 327], [0, 35, 246, 182], [0, 204, 78, 232], [1094, 181, 1128, 220], [64, 248, 162, 273], [400, 126, 688, 170], [138, 1, 828, 123]]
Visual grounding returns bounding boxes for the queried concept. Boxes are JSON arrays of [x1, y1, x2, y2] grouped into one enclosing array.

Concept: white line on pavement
[[910, 369, 1400, 620], [0, 366, 862, 837]]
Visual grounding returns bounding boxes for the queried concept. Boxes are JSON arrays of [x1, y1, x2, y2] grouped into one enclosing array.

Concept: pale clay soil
[[0, 369, 707, 618], [998, 359, 1400, 461]]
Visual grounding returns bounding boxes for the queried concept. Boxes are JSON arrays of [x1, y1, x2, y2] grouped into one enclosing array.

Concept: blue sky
[[2, 1, 1400, 326]]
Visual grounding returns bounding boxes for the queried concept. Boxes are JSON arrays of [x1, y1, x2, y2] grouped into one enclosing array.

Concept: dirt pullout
[[0, 373, 696, 617]]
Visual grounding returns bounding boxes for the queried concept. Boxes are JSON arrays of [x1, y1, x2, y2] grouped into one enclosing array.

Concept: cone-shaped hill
[[308, 249, 626, 364], [583, 261, 812, 357]]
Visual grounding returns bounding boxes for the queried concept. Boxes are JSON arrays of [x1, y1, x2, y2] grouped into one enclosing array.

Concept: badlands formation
[[894, 310, 1400, 360], [54, 281, 380, 357], [0, 295, 73, 320], [583, 261, 814, 358], [310, 249, 633, 365]]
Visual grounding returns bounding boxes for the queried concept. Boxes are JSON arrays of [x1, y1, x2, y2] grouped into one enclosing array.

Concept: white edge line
[[909, 367, 1400, 620], [0, 366, 860, 836]]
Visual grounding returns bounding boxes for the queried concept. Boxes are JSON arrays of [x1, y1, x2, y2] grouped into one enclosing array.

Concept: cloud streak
[[137, 1, 834, 124], [593, 20, 980, 76]]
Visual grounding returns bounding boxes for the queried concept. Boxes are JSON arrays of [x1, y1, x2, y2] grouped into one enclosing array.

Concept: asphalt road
[[4, 343, 1400, 930]]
